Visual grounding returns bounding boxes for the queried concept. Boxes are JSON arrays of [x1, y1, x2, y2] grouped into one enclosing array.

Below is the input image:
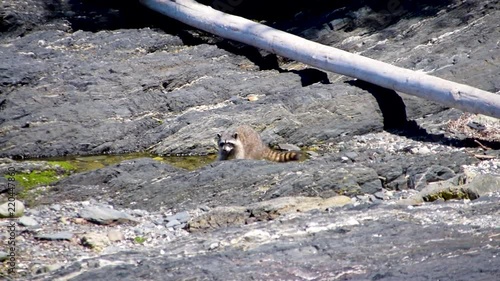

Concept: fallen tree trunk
[[140, 0, 500, 118]]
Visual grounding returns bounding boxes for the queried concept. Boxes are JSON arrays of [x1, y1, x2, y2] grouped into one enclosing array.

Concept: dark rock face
[[8, 0, 500, 158], [1, 0, 500, 280], [44, 157, 380, 210]]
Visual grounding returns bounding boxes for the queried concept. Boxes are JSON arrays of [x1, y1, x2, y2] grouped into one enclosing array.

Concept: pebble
[[50, 204, 62, 211], [166, 211, 190, 224], [81, 232, 111, 251], [18, 216, 39, 227], [0, 251, 7, 262], [153, 218, 165, 225], [107, 230, 124, 242], [175, 223, 187, 230], [373, 191, 387, 200], [344, 152, 358, 160], [35, 231, 73, 241], [0, 200, 25, 218], [277, 143, 301, 151], [79, 206, 137, 225], [199, 206, 211, 212], [306, 151, 319, 158], [208, 242, 219, 250], [166, 219, 181, 228], [410, 146, 431, 154]]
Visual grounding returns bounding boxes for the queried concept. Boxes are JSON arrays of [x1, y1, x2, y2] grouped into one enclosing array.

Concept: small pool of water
[[27, 153, 217, 173]]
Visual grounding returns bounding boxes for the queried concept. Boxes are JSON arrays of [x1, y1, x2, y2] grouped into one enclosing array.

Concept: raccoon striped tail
[[264, 149, 300, 162]]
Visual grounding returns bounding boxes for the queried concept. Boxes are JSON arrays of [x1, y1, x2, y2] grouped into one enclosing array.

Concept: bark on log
[[140, 0, 500, 118]]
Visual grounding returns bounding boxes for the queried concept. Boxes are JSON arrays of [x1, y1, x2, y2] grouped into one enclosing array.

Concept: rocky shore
[[1, 0, 499, 280]]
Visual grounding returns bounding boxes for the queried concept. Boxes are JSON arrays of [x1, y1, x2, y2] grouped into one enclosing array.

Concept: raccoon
[[217, 125, 300, 162]]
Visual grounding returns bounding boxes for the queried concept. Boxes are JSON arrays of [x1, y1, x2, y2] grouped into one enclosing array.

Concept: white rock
[[18, 216, 39, 227], [0, 200, 25, 218]]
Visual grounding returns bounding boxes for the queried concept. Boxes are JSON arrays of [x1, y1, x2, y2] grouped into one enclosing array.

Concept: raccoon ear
[[233, 133, 238, 139], [217, 133, 221, 138]]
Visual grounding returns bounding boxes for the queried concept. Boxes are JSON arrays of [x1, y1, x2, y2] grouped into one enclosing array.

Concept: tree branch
[[140, 0, 500, 118]]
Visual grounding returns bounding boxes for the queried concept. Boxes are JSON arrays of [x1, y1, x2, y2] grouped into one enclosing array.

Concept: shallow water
[[27, 153, 217, 173]]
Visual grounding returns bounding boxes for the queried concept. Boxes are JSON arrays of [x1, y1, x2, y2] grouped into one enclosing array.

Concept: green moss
[[11, 170, 60, 189], [134, 236, 146, 244], [423, 189, 471, 202]]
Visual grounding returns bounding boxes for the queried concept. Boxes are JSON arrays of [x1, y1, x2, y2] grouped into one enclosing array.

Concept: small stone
[[134, 228, 144, 236], [81, 232, 111, 251], [153, 218, 165, 225], [18, 216, 39, 227], [166, 211, 190, 223], [306, 151, 319, 157], [373, 191, 386, 200], [417, 147, 431, 154], [50, 204, 62, 211], [242, 229, 271, 243], [368, 194, 381, 203], [0, 200, 25, 218], [174, 223, 187, 230], [35, 231, 73, 241], [71, 218, 87, 224], [246, 94, 259, 101], [79, 206, 137, 225], [199, 205, 211, 212], [208, 242, 219, 250], [344, 152, 358, 160], [0, 251, 8, 262], [107, 230, 124, 242], [385, 190, 394, 198], [277, 143, 301, 151], [340, 156, 350, 163], [166, 219, 181, 228], [45, 263, 63, 273]]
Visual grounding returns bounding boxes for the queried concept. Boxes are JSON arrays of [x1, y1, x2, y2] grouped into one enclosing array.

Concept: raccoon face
[[217, 133, 238, 158]]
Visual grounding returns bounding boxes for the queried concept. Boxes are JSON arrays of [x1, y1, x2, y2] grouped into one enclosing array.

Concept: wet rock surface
[[1, 0, 500, 280]]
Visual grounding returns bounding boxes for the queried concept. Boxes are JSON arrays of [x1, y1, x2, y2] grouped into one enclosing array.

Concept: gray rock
[[81, 233, 111, 250], [464, 175, 500, 198], [153, 218, 165, 225], [2, 1, 500, 280], [18, 216, 39, 227], [0, 200, 25, 218], [344, 152, 359, 160], [50, 204, 62, 211], [35, 231, 73, 241], [32, 263, 64, 275], [166, 219, 181, 228], [0, 251, 7, 262], [79, 206, 137, 225], [46, 193, 500, 281], [276, 143, 301, 151], [306, 151, 319, 158], [174, 223, 187, 230], [107, 230, 124, 242], [166, 211, 190, 224], [369, 152, 477, 191], [373, 191, 387, 200]]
